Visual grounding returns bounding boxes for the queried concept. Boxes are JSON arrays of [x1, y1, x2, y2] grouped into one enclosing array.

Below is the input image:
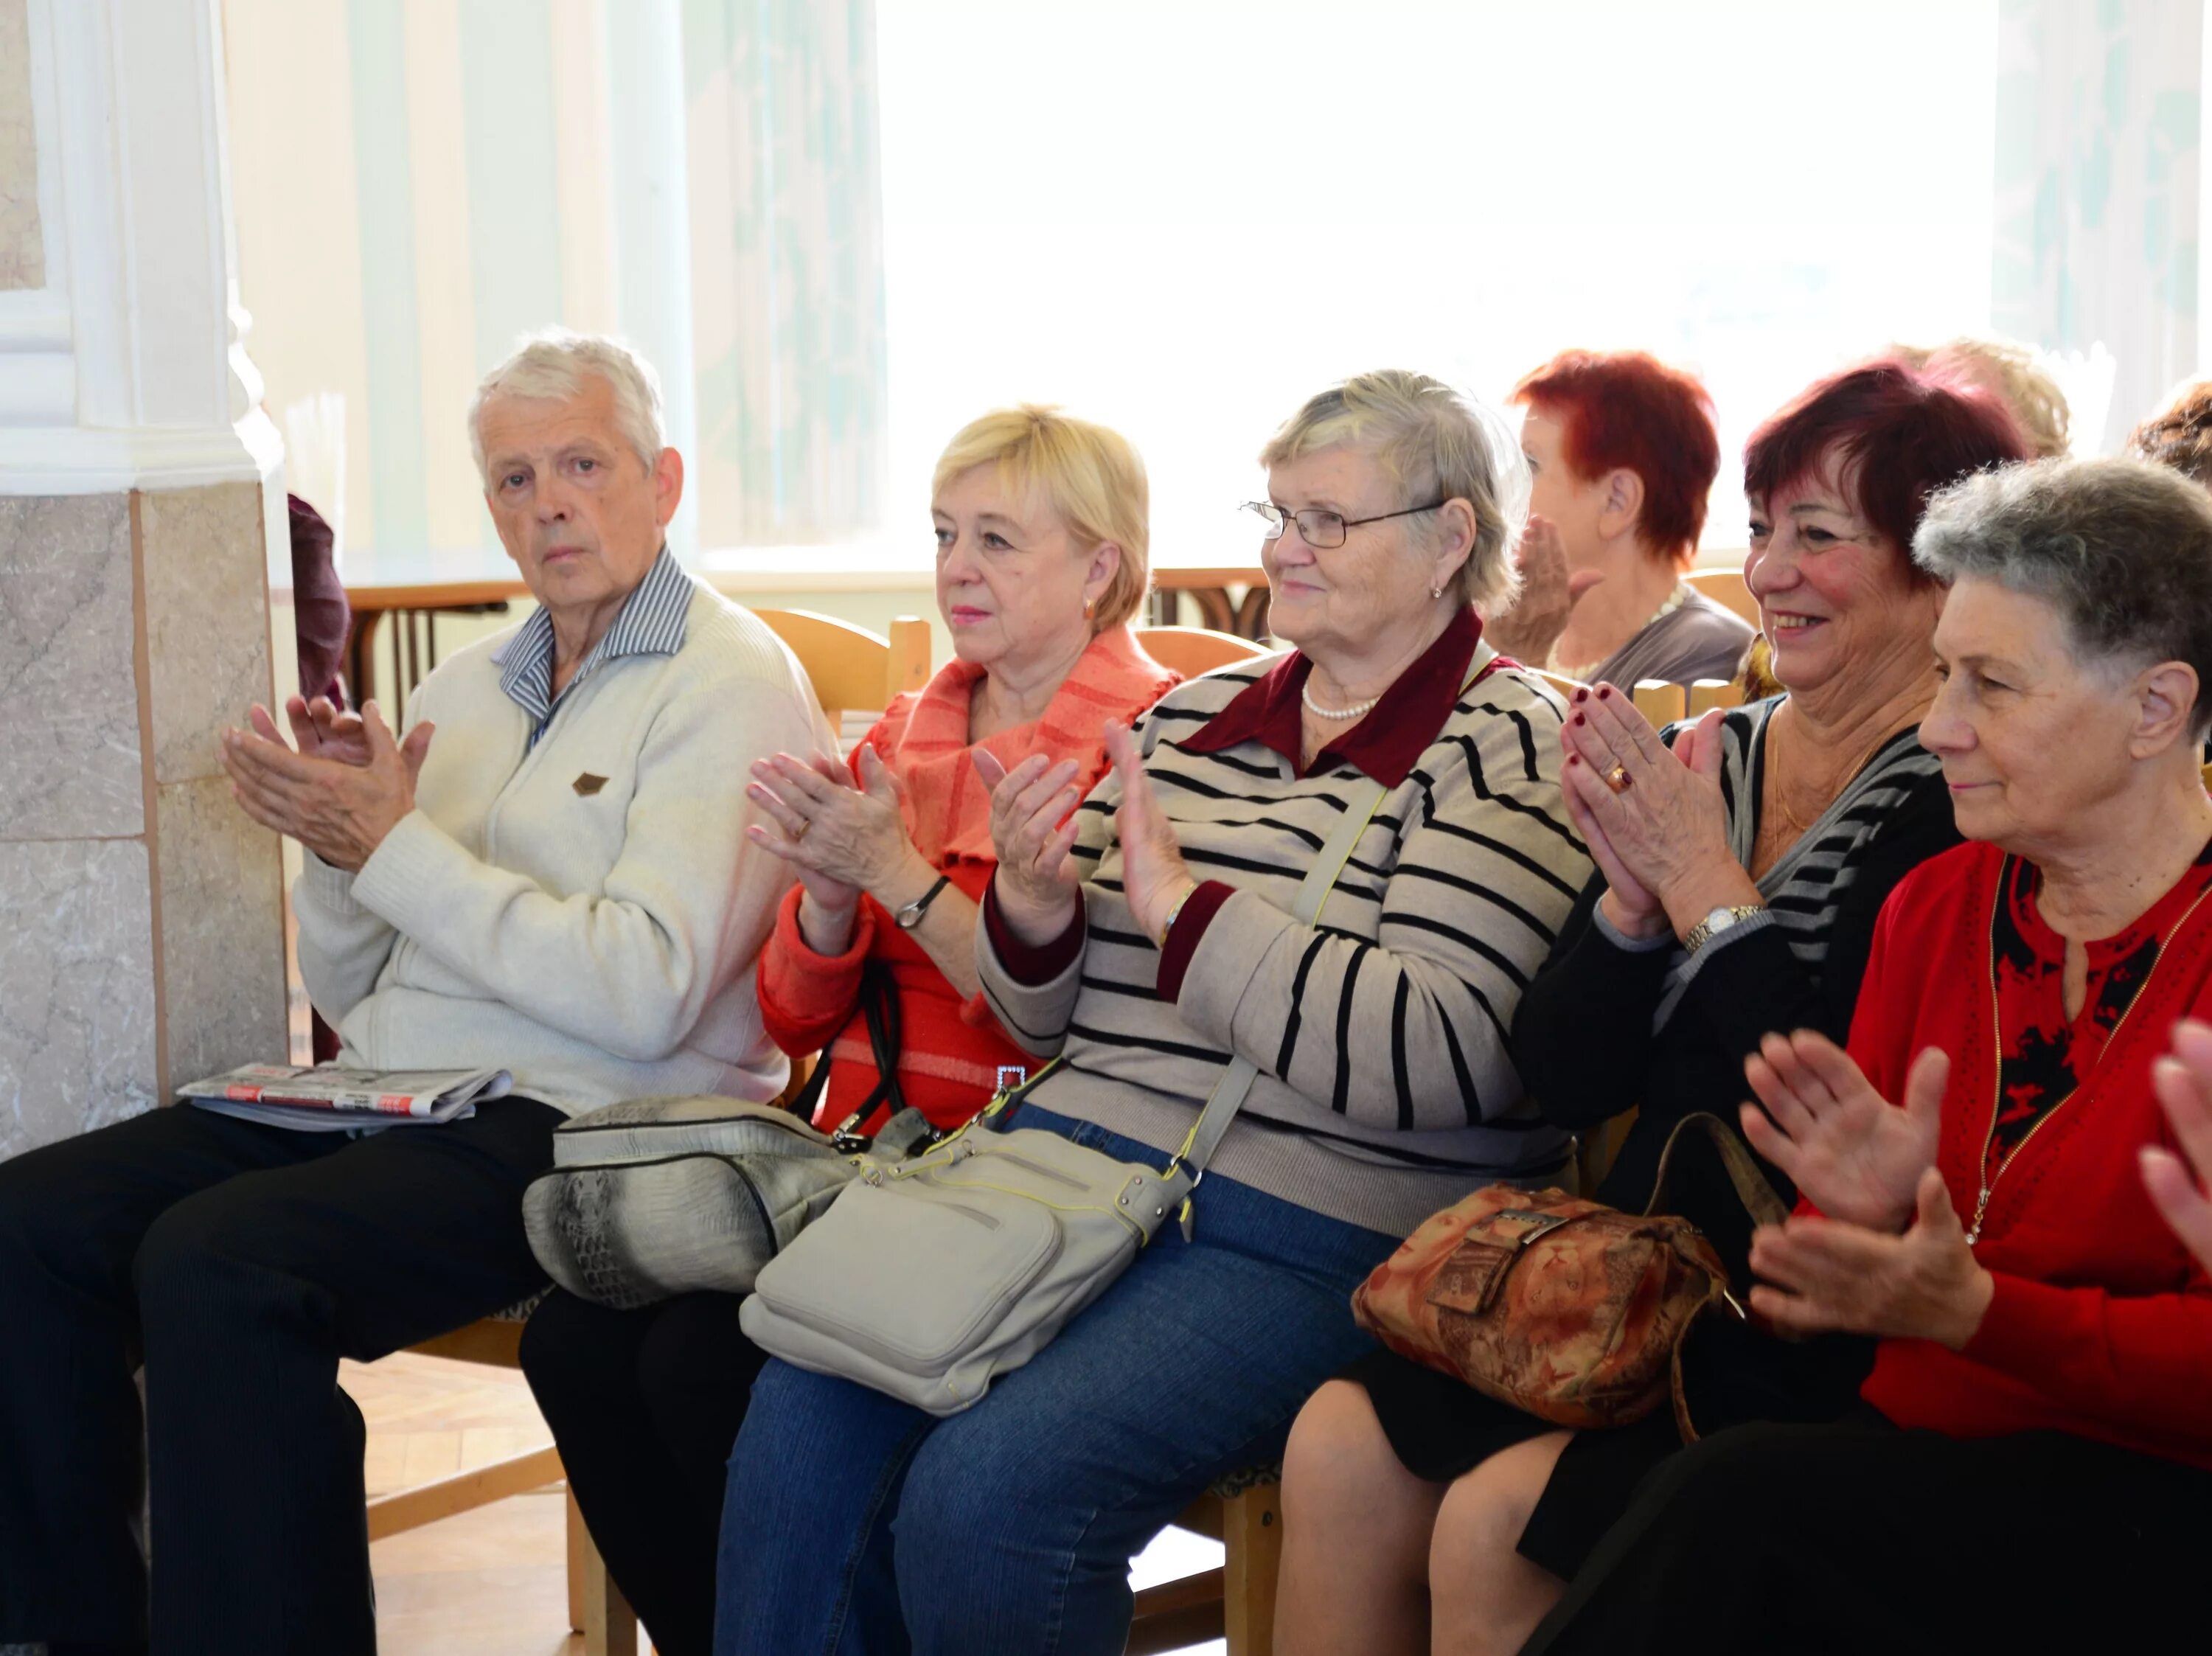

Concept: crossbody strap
[[1172, 776, 1389, 1180]]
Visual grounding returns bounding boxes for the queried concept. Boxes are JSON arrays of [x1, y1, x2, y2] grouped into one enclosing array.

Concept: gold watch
[[1683, 903, 1764, 955]]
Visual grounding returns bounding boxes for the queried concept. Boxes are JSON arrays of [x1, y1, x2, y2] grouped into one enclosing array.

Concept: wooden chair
[[1128, 1475, 1284, 1655], [1531, 669, 1694, 734], [1529, 667, 1582, 706], [1686, 678, 1742, 717], [1136, 624, 1273, 678], [755, 608, 933, 731], [373, 1311, 639, 1655], [1630, 681, 1688, 728], [1684, 566, 1759, 627]]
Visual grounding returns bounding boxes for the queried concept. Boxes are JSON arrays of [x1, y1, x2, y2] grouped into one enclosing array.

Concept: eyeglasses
[[1241, 498, 1448, 551]]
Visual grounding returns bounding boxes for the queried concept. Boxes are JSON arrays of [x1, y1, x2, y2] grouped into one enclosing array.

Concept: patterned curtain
[[683, 0, 888, 546], [1991, 0, 2202, 451]]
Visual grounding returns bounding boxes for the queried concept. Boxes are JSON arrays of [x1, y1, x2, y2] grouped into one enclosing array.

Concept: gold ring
[[791, 819, 810, 840], [1603, 764, 1632, 794]]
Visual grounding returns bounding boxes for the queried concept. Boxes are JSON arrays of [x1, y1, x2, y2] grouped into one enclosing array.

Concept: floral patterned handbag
[[1350, 1112, 1786, 1438]]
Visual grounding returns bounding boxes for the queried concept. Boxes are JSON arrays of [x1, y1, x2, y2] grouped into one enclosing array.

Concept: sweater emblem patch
[[572, 772, 608, 796]]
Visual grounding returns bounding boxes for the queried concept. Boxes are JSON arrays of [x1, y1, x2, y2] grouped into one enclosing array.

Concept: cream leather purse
[[740, 777, 1388, 1415]]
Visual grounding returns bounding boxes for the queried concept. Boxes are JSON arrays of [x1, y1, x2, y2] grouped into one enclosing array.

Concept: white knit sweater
[[293, 580, 834, 1114]]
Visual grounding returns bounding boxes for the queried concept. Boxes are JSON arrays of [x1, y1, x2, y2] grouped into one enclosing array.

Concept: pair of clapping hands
[[746, 720, 1193, 950], [221, 697, 433, 872], [1555, 683, 1742, 942], [1736, 1020, 2212, 1348]]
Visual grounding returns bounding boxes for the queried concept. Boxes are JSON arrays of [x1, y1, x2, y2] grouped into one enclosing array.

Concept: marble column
[[0, 0, 288, 1163]]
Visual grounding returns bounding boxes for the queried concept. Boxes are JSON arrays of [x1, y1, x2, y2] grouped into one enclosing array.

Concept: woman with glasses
[[1274, 360, 2029, 1656], [1487, 349, 1752, 687], [711, 369, 1594, 1655]]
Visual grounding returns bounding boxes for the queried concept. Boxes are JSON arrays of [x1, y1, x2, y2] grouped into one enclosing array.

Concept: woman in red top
[[518, 406, 1177, 1656], [1525, 456, 2212, 1654], [746, 406, 1180, 1135]]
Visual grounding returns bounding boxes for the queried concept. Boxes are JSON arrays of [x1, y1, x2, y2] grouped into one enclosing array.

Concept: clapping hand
[[2145, 1017, 2212, 1273], [1560, 690, 1742, 936], [222, 700, 433, 871], [1104, 721, 1195, 946], [746, 746, 919, 916], [1738, 1029, 1945, 1232], [1485, 514, 1602, 662], [268, 694, 372, 767], [975, 748, 1086, 946], [1747, 1166, 1994, 1350]]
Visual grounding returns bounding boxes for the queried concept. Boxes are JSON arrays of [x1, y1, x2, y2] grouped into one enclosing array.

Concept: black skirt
[[1343, 1316, 1874, 1582]]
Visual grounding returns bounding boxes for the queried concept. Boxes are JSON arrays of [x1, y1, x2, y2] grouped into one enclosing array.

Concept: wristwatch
[[894, 874, 953, 930], [1683, 903, 1764, 955]]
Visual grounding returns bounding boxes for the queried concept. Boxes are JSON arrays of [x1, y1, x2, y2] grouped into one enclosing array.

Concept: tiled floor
[[356, 1351, 1226, 1655]]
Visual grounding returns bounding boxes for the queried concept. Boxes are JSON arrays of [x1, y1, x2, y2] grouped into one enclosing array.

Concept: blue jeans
[[712, 1107, 1402, 1656]]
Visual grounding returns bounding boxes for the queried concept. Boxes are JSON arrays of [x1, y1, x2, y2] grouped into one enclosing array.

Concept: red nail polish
[[1571, 688, 1588, 703], [1566, 754, 1580, 767], [1596, 686, 1613, 700], [1572, 713, 1585, 726]]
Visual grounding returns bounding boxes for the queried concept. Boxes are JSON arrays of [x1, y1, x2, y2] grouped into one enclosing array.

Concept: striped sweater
[[978, 616, 1596, 1237]]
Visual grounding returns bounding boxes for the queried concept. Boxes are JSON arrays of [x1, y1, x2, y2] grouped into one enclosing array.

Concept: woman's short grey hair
[[1259, 369, 1530, 613], [467, 330, 667, 481], [1913, 456, 2212, 734]]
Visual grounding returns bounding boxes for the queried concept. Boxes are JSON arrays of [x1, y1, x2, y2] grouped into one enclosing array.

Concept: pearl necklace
[[1302, 682, 1377, 721]]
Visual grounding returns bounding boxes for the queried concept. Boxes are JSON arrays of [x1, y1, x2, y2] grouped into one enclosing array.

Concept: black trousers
[[1520, 1412, 2212, 1654], [518, 1289, 764, 1656], [0, 1096, 560, 1655]]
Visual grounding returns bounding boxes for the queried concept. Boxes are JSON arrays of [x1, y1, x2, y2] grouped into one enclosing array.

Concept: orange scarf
[[869, 626, 1180, 868]]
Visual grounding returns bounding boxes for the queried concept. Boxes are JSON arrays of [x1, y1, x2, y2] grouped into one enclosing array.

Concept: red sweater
[[1841, 841, 2212, 1470], [756, 627, 1179, 1132]]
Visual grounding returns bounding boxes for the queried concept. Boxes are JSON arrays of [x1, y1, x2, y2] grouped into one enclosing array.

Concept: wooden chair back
[[1136, 625, 1272, 678], [756, 608, 933, 726], [1630, 681, 1688, 728], [1686, 678, 1743, 717], [1529, 668, 1582, 706], [1684, 566, 1759, 626]]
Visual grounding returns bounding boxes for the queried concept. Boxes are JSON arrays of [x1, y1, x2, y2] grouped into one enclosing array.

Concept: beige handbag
[[740, 776, 1391, 1416]]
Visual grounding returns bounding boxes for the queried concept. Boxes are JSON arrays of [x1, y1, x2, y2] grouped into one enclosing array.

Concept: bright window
[[875, 0, 1999, 563]]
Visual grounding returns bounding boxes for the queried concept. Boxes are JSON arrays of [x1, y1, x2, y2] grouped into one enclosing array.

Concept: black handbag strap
[[1640, 1110, 1790, 1231], [786, 961, 908, 1134]]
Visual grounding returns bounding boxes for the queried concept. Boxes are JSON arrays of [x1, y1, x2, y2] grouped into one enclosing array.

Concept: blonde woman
[[713, 371, 1593, 1655], [521, 408, 1178, 1656]]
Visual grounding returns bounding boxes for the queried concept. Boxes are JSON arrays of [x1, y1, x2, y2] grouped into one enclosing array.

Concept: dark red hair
[[1742, 360, 2030, 581], [1509, 349, 1721, 568]]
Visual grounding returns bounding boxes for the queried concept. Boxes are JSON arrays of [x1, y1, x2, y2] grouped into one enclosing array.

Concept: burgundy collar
[[1180, 607, 1485, 786]]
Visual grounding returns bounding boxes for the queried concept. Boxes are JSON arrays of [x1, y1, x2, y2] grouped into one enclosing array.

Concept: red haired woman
[[1490, 349, 1750, 685]]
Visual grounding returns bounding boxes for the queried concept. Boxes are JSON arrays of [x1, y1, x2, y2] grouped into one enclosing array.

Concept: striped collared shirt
[[495, 546, 692, 745]]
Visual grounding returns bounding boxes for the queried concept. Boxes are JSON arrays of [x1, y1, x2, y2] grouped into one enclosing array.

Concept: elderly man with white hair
[[0, 331, 829, 1656]]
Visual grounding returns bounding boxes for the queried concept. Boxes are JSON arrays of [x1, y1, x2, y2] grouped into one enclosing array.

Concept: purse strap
[[1170, 774, 1390, 1182], [1639, 1110, 1790, 1231], [787, 960, 908, 1133]]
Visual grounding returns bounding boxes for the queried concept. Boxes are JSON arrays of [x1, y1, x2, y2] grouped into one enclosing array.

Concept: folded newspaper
[[181, 1063, 513, 1132]]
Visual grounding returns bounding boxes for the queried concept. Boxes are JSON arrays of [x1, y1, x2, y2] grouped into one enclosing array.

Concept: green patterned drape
[[1992, 0, 2202, 450], [684, 0, 888, 546]]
